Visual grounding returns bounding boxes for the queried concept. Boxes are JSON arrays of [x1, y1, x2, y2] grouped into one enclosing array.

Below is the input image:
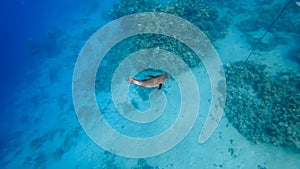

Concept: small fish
[[297, 1, 300, 7], [129, 74, 169, 90]]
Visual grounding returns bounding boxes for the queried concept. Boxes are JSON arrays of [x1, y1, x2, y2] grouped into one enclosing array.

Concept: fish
[[129, 74, 169, 90]]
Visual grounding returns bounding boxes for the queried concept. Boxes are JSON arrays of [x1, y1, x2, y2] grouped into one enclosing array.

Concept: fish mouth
[[164, 74, 170, 79]]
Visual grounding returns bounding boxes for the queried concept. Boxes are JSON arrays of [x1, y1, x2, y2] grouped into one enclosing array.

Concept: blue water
[[0, 0, 117, 145], [0, 0, 299, 168]]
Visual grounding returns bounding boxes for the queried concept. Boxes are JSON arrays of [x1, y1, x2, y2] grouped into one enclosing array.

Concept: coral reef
[[96, 0, 232, 95], [33, 153, 48, 169], [225, 61, 300, 153], [101, 151, 118, 169], [26, 29, 65, 58], [108, 0, 231, 41], [52, 127, 82, 160], [109, 0, 158, 19], [287, 49, 300, 65], [101, 0, 232, 80], [227, 147, 239, 158], [95, 34, 201, 95], [52, 147, 64, 160], [24, 127, 82, 167], [132, 158, 159, 169], [235, 1, 299, 51], [29, 129, 58, 150]]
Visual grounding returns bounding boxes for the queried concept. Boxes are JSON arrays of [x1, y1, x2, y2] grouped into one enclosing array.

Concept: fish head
[[161, 74, 170, 81]]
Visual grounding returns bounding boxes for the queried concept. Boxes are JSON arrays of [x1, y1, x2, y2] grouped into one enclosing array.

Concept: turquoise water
[[0, 0, 299, 168]]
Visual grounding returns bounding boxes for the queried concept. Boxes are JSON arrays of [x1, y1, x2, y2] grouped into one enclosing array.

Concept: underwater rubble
[[225, 61, 300, 153]]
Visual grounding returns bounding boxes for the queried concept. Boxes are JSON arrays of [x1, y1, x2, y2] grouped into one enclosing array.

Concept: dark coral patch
[[225, 61, 300, 153]]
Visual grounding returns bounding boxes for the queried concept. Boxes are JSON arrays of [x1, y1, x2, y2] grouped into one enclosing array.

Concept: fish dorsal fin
[[147, 75, 155, 78], [158, 84, 162, 90]]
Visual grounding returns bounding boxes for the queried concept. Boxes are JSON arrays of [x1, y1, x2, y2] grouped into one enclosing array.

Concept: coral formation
[[95, 0, 232, 95], [26, 29, 64, 58], [29, 129, 57, 150], [235, 1, 299, 51], [108, 0, 231, 41], [132, 158, 159, 169], [109, 0, 157, 19], [95, 34, 201, 95], [52, 147, 64, 160], [288, 49, 300, 65], [33, 153, 47, 169], [225, 61, 300, 153], [52, 127, 82, 160]]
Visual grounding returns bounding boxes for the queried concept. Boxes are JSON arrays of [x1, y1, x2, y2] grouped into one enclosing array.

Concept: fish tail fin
[[128, 77, 136, 84]]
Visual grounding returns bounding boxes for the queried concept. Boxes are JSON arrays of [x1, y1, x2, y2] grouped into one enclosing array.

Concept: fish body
[[129, 74, 169, 90]]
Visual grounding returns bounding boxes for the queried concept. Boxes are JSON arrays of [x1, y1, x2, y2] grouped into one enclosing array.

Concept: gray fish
[[129, 74, 169, 90]]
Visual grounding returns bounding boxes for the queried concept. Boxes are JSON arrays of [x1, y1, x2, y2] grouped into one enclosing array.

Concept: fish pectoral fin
[[158, 84, 162, 90], [147, 75, 155, 78]]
